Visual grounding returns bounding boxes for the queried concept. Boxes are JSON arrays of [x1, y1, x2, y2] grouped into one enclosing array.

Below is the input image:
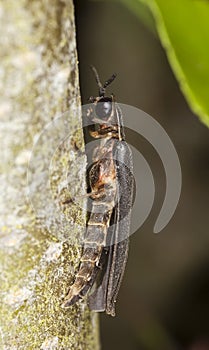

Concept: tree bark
[[0, 1, 100, 349]]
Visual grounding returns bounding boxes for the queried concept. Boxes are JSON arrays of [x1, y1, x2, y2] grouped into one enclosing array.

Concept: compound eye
[[95, 98, 112, 119]]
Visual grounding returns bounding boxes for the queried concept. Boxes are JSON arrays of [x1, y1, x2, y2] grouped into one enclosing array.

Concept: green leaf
[[123, 0, 209, 128]]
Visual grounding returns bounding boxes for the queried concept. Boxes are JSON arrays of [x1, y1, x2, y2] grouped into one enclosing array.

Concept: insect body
[[63, 67, 134, 316]]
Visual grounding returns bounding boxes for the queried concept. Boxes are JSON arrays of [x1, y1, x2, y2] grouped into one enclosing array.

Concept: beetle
[[63, 66, 134, 316]]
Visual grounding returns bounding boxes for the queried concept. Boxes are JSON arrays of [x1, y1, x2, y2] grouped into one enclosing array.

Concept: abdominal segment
[[63, 154, 117, 307]]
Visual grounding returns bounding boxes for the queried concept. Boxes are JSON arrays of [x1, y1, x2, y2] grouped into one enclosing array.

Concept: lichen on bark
[[0, 1, 100, 349]]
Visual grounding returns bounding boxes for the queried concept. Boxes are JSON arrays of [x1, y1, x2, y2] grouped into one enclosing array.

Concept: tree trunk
[[0, 0, 100, 349]]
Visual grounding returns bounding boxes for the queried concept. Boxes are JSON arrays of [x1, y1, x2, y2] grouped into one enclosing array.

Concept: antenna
[[90, 65, 117, 97]]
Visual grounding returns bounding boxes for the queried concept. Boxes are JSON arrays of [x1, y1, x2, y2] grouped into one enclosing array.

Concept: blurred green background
[[74, 1, 209, 349]]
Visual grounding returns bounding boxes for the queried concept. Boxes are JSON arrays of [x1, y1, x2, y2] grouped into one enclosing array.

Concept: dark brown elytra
[[62, 66, 134, 316]]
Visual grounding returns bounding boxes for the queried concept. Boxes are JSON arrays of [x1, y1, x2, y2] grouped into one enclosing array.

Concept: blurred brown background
[[74, 1, 209, 349]]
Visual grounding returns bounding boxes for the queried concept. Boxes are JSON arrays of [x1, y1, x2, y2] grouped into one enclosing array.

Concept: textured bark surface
[[0, 1, 100, 349]]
